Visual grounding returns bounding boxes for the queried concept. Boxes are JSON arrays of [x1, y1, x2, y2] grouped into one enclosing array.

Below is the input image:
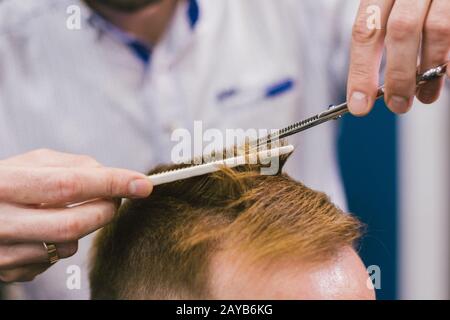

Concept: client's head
[[89, 155, 375, 300]]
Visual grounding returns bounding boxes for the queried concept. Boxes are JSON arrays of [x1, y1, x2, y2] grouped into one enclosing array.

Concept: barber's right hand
[[0, 149, 153, 283]]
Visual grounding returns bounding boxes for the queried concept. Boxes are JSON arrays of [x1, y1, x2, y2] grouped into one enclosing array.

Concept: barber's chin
[[137, 2, 165, 15], [129, 2, 163, 14], [93, 0, 163, 14]]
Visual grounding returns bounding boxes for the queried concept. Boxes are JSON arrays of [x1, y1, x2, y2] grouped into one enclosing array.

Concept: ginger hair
[[89, 154, 362, 299]]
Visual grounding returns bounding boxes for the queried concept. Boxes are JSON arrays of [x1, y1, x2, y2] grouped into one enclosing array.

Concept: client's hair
[[89, 154, 362, 299]]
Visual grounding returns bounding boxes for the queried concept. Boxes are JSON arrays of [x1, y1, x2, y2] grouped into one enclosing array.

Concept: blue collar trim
[[89, 0, 200, 64], [187, 0, 200, 29]]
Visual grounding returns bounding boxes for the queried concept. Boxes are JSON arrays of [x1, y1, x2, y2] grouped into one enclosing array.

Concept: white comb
[[148, 145, 294, 186]]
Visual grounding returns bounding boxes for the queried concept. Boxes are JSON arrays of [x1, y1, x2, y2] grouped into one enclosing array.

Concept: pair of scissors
[[255, 62, 448, 148]]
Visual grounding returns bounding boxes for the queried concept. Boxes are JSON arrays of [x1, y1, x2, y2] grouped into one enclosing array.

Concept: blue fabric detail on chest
[[188, 0, 200, 29], [217, 88, 239, 102], [265, 79, 295, 98]]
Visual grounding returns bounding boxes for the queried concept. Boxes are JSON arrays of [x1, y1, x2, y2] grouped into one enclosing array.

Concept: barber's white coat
[[0, 0, 359, 299]]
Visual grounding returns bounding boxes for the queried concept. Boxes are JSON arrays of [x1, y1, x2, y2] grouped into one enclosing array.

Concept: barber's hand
[[347, 0, 449, 116], [0, 149, 152, 283]]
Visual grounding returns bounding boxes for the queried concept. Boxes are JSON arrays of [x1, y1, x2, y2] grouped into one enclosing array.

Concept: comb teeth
[[150, 138, 289, 178], [148, 145, 295, 186], [149, 165, 195, 177]]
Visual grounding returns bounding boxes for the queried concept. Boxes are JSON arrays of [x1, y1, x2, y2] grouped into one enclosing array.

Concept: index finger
[[347, 0, 394, 116], [0, 166, 153, 205]]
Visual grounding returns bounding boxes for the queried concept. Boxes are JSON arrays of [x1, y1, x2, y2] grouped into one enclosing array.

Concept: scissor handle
[[376, 61, 448, 97], [417, 62, 448, 85]]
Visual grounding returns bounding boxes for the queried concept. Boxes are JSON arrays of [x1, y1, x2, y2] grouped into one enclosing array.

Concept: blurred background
[[339, 89, 449, 299]]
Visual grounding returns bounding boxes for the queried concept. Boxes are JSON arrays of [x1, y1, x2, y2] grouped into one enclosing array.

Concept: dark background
[[339, 99, 397, 300]]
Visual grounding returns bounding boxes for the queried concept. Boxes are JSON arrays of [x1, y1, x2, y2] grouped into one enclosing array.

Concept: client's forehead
[[208, 246, 375, 300]]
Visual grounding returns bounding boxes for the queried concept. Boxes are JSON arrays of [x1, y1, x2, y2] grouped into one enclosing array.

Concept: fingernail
[[128, 179, 152, 197], [349, 91, 369, 115], [389, 96, 409, 113]]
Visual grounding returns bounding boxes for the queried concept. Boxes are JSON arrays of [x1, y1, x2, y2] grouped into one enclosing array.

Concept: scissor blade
[[255, 103, 349, 148], [256, 62, 448, 148]]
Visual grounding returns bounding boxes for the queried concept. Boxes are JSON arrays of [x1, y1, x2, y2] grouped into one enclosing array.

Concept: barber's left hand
[[347, 0, 449, 116]]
